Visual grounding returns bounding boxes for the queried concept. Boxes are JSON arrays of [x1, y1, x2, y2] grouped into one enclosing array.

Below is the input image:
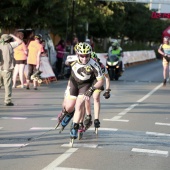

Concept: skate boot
[[55, 109, 67, 129], [163, 79, 166, 86], [59, 110, 74, 133], [78, 122, 84, 140], [31, 70, 42, 83], [70, 122, 79, 147], [94, 119, 100, 135], [84, 115, 92, 131]]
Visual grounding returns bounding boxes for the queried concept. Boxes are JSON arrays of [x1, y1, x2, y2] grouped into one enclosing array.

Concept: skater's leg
[[93, 91, 101, 120]]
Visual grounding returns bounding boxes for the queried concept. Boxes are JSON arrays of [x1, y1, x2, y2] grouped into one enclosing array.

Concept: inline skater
[[55, 42, 104, 145], [79, 52, 111, 136], [158, 36, 170, 86]]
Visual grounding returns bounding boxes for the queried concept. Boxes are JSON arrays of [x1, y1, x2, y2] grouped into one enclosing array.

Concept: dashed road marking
[[42, 148, 78, 170], [53, 168, 91, 170], [88, 127, 118, 131], [132, 148, 169, 157], [0, 144, 28, 147], [146, 131, 170, 137], [51, 118, 57, 120], [155, 122, 170, 126], [30, 127, 54, 130], [103, 83, 162, 122], [1, 117, 27, 120], [61, 143, 98, 148]]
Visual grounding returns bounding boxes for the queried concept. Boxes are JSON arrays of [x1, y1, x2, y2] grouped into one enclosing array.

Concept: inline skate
[[84, 115, 92, 131], [31, 70, 43, 83], [94, 119, 100, 135], [59, 110, 74, 133], [70, 122, 79, 147], [55, 109, 67, 129], [77, 122, 85, 140]]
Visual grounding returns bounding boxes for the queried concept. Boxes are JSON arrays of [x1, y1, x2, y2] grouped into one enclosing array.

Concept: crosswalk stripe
[[132, 148, 169, 157], [1, 117, 27, 120], [0, 144, 28, 147]]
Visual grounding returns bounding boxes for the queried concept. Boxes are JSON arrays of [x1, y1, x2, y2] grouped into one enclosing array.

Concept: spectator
[[55, 39, 65, 76], [72, 36, 79, 54], [41, 40, 48, 57], [0, 34, 22, 106], [13, 32, 27, 88], [26, 34, 44, 90], [90, 36, 95, 51]]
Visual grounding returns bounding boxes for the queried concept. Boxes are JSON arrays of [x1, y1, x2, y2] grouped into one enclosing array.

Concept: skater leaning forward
[[56, 42, 104, 140]]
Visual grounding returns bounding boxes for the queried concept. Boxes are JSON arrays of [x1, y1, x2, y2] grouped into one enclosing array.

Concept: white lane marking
[[137, 83, 162, 103], [0, 144, 28, 147], [54, 168, 91, 170], [62, 143, 98, 148], [146, 131, 170, 137], [1, 117, 27, 120], [155, 122, 170, 126], [118, 104, 139, 116], [88, 127, 118, 131], [104, 83, 162, 121], [51, 118, 57, 120], [30, 127, 54, 130], [132, 148, 169, 157], [0, 127, 3, 130], [42, 148, 78, 170], [103, 118, 129, 122]]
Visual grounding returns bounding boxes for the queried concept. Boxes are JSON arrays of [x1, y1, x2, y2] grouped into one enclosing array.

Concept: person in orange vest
[[13, 32, 27, 88], [26, 34, 44, 90]]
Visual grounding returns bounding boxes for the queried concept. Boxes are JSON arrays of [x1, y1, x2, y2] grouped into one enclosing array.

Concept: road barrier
[[96, 50, 156, 67]]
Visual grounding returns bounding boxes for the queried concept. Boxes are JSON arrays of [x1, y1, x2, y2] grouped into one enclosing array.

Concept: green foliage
[[0, 0, 169, 46]]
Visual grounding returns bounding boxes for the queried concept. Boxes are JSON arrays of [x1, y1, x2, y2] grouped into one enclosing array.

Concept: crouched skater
[[55, 42, 104, 146]]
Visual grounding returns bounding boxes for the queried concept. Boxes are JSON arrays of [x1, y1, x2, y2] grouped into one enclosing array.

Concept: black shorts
[[15, 60, 27, 64], [65, 79, 92, 99], [27, 64, 37, 80]]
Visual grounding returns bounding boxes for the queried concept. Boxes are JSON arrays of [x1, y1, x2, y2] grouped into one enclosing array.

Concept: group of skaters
[[0, 32, 48, 106], [55, 42, 111, 145]]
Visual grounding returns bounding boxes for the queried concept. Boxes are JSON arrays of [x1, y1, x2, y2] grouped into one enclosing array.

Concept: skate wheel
[[38, 79, 42, 83], [95, 128, 98, 135], [54, 121, 60, 129], [70, 138, 74, 147], [59, 127, 64, 133], [78, 132, 83, 140], [31, 75, 34, 80]]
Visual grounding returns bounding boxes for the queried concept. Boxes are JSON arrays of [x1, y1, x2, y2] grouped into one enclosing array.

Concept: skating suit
[[159, 44, 170, 65], [65, 55, 103, 98]]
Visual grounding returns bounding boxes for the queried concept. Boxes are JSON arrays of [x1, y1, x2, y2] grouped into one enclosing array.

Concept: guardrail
[[96, 50, 156, 67]]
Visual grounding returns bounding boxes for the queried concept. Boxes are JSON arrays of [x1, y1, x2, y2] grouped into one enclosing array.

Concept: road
[[0, 59, 170, 170]]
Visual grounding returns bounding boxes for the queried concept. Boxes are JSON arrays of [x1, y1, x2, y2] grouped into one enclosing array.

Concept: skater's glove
[[84, 86, 96, 97], [103, 89, 111, 99], [164, 54, 170, 62]]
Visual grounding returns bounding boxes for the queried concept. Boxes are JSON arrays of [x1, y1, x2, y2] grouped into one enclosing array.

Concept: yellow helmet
[[76, 42, 92, 55]]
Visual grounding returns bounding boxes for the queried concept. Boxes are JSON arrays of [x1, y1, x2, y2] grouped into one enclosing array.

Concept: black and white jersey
[[66, 55, 103, 84]]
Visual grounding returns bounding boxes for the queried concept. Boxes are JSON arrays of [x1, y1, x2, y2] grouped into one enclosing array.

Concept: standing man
[[0, 34, 22, 106], [26, 34, 44, 90]]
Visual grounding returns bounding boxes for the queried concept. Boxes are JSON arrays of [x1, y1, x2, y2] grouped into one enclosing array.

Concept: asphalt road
[[0, 59, 170, 170]]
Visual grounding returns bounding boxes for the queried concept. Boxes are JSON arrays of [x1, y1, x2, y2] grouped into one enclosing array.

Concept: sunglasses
[[79, 54, 90, 58]]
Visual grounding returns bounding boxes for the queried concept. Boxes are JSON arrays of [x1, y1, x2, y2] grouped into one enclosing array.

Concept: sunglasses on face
[[79, 54, 90, 58]]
